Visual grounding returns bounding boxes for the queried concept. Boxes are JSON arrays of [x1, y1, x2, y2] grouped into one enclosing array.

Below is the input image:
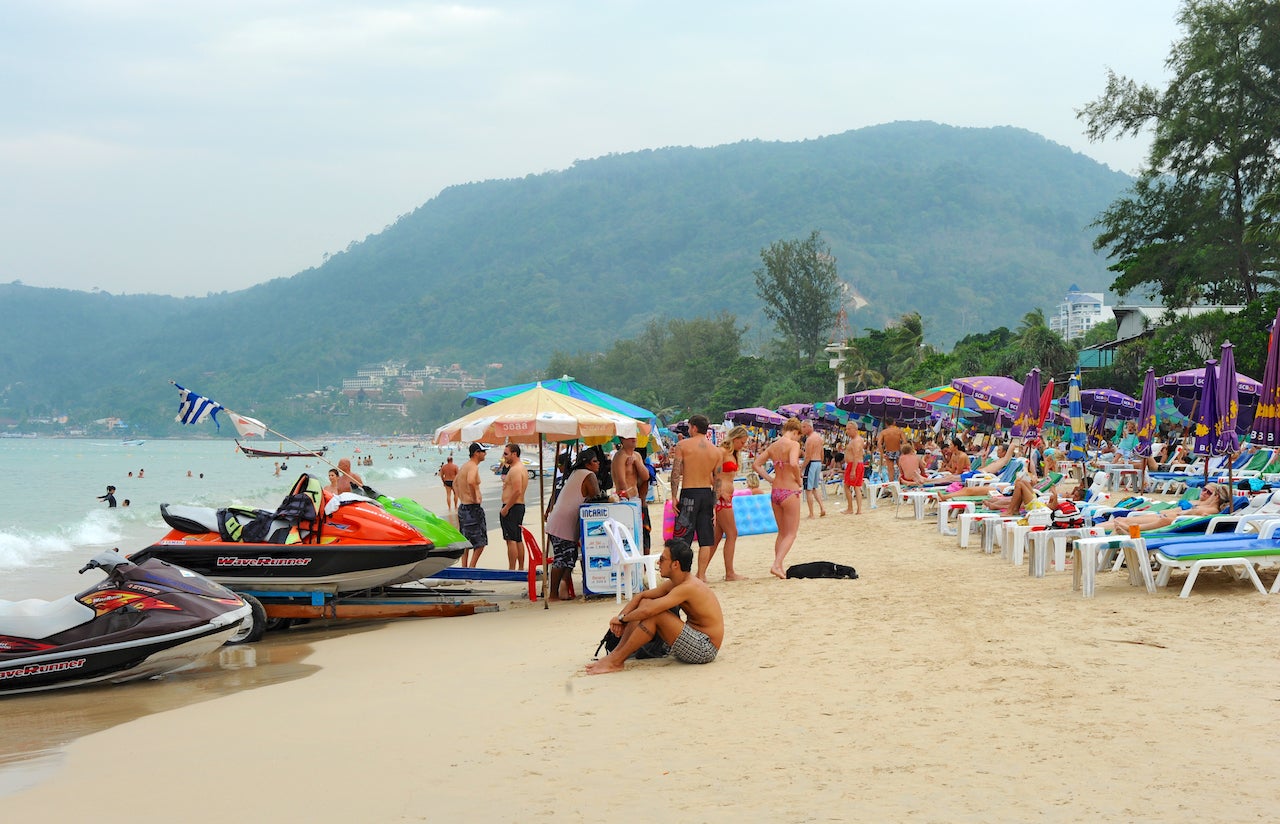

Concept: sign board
[[578, 501, 643, 597]]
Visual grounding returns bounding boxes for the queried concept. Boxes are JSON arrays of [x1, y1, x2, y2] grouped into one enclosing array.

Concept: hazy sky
[[1, 1, 1184, 296]]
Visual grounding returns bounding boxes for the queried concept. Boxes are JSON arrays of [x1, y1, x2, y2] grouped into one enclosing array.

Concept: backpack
[[1052, 500, 1084, 528]]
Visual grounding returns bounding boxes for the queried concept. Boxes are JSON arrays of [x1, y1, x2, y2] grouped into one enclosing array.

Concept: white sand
[[5, 490, 1280, 821]]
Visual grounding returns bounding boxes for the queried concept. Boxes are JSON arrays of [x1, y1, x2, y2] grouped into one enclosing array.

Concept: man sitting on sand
[[585, 539, 724, 675]]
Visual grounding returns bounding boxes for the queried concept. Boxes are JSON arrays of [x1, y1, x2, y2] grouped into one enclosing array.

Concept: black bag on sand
[[785, 561, 858, 579], [592, 606, 682, 659]]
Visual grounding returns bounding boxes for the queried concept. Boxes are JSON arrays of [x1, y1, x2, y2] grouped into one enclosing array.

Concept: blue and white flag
[[174, 382, 223, 430]]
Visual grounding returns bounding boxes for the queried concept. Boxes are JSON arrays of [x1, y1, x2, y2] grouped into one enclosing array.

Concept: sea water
[[0, 437, 466, 600]]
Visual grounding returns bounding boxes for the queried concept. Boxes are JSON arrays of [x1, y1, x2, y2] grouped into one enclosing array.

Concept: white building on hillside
[[1050, 285, 1113, 341]]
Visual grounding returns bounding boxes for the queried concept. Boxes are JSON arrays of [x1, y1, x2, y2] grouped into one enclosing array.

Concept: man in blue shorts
[[800, 420, 827, 518]]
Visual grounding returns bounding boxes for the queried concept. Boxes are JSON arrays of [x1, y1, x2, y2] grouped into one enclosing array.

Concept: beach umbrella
[[776, 403, 814, 420], [1067, 369, 1088, 461], [950, 376, 1024, 411], [1191, 359, 1219, 459], [465, 375, 660, 451], [1010, 368, 1041, 441], [725, 407, 787, 427], [1134, 368, 1158, 491], [1156, 367, 1260, 434], [434, 384, 647, 607], [835, 387, 933, 426], [1155, 397, 1191, 425], [1217, 342, 1240, 489], [1250, 306, 1280, 447], [1037, 378, 1055, 427], [916, 385, 994, 418], [1078, 388, 1141, 420]]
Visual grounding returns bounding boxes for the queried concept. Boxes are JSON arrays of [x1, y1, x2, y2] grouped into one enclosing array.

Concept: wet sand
[[6, 486, 1280, 820]]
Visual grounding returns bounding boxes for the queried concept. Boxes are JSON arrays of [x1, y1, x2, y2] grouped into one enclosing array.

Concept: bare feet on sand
[[725, 573, 748, 581], [585, 659, 624, 675], [770, 566, 786, 580]]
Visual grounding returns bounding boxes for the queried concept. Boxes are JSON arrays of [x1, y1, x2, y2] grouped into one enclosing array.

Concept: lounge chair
[[1152, 538, 1280, 597]]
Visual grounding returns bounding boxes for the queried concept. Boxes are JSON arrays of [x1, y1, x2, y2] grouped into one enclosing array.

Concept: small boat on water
[[121, 438, 145, 446], [129, 474, 463, 594], [235, 440, 328, 459]]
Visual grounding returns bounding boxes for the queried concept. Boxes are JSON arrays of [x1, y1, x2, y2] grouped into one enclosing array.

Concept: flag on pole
[[228, 410, 268, 439], [173, 382, 224, 430]]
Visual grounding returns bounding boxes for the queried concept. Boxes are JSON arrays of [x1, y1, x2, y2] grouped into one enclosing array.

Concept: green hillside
[[0, 121, 1130, 427]]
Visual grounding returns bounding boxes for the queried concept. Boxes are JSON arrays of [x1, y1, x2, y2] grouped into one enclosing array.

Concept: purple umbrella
[[1134, 369, 1158, 457], [1010, 368, 1041, 441], [1191, 360, 1219, 458], [836, 387, 932, 426], [1216, 341, 1240, 458], [1078, 388, 1141, 421], [725, 407, 786, 427], [1250, 307, 1280, 447], [776, 403, 814, 419], [950, 376, 1024, 411], [1156, 367, 1259, 434]]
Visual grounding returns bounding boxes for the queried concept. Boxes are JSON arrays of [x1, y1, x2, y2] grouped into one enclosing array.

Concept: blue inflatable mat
[[733, 493, 778, 535]]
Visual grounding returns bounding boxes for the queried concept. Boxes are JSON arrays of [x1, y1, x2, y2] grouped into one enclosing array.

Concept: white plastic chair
[[601, 518, 658, 603]]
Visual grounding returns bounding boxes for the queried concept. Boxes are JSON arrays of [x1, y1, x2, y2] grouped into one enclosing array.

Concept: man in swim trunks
[[801, 420, 827, 518], [669, 414, 721, 551], [438, 456, 460, 510], [585, 539, 724, 674], [877, 418, 905, 482], [842, 422, 866, 515], [455, 443, 488, 568]]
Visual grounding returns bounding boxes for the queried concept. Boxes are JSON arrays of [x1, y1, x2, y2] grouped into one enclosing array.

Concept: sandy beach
[[5, 485, 1280, 821]]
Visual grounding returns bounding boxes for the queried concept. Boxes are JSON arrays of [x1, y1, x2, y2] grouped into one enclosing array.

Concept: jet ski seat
[[160, 503, 223, 534], [0, 595, 96, 639]]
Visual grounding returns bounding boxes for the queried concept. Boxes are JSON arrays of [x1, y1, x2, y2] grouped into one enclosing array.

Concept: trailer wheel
[[226, 593, 267, 645], [265, 617, 294, 632]]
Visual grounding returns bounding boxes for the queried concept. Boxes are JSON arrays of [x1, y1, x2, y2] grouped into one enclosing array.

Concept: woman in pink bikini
[[752, 417, 804, 579], [701, 425, 750, 582]]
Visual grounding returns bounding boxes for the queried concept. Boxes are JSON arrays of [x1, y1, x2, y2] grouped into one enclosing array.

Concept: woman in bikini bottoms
[[752, 417, 804, 580], [701, 425, 750, 582]]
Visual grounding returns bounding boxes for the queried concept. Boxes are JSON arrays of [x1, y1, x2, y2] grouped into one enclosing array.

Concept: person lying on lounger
[[1100, 482, 1232, 534]]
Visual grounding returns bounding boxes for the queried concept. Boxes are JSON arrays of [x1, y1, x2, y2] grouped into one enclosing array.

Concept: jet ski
[[360, 486, 472, 584], [130, 474, 464, 594], [0, 551, 252, 696]]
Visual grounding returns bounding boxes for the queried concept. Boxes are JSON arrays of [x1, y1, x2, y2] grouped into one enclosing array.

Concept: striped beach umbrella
[[1067, 369, 1088, 461], [1250, 306, 1280, 447]]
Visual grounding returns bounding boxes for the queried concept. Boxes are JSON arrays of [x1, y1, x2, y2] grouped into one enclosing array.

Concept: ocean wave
[[0, 510, 126, 572], [366, 466, 417, 481]]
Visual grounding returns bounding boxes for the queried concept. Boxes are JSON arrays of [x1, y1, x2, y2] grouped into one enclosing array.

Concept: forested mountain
[[0, 121, 1130, 427]]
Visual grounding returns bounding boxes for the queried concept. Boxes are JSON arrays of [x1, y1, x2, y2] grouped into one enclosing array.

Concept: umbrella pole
[[543, 438, 555, 609]]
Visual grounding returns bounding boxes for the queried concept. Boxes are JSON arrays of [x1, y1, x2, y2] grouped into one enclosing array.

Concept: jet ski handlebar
[[79, 549, 133, 575]]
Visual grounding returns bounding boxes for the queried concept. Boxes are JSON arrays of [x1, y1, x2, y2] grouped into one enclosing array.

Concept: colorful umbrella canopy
[[725, 407, 787, 427], [836, 387, 933, 426], [1078, 388, 1141, 420], [1251, 306, 1280, 447], [777, 403, 814, 419], [465, 375, 658, 430], [950, 376, 1024, 411], [1156, 367, 1259, 434], [1155, 397, 1191, 425], [1010, 368, 1041, 440], [1067, 369, 1088, 461], [916, 385, 995, 416], [1191, 360, 1220, 457], [1134, 368, 1158, 458], [434, 384, 644, 446]]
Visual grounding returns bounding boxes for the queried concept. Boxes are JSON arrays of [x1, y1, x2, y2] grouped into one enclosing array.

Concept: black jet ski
[[0, 551, 252, 696]]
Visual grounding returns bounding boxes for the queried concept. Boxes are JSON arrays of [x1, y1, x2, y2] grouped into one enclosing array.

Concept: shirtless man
[[612, 436, 651, 553], [801, 420, 827, 518], [334, 458, 364, 495], [585, 539, 724, 675], [438, 456, 460, 510], [500, 443, 529, 571], [669, 415, 721, 552], [877, 419, 905, 482], [455, 443, 488, 568], [842, 422, 866, 515]]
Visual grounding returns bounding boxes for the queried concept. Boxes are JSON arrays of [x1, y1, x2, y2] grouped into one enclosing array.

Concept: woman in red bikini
[[752, 417, 804, 579], [700, 425, 750, 582]]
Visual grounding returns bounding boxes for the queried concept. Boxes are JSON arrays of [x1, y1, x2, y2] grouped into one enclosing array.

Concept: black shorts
[[674, 488, 715, 547], [457, 503, 488, 548], [499, 503, 525, 543]]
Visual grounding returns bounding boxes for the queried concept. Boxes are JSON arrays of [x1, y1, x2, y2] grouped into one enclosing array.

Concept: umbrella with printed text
[[836, 387, 933, 427], [1134, 368, 1158, 490], [1250, 306, 1280, 447], [1217, 342, 1240, 489], [1156, 367, 1259, 435], [1010, 368, 1041, 441], [950, 375, 1024, 411], [1078, 388, 1141, 421], [725, 407, 787, 427]]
